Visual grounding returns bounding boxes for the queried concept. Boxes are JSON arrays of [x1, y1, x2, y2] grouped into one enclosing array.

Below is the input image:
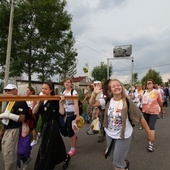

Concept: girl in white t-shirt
[[103, 79, 154, 170], [60, 78, 80, 157]]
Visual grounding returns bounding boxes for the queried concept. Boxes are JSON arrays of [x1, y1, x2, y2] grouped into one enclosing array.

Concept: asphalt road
[[0, 106, 170, 170]]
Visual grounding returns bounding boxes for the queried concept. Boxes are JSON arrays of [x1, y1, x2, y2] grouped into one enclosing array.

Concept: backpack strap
[[71, 89, 74, 96], [125, 97, 135, 127]]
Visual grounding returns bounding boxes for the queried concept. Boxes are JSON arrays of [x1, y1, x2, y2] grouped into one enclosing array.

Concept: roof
[[71, 76, 87, 82]]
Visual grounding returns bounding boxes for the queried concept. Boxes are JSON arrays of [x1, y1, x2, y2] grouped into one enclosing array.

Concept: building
[[16, 76, 92, 95]]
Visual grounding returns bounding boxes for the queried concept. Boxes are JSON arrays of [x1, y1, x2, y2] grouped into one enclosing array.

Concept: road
[[0, 106, 170, 170]]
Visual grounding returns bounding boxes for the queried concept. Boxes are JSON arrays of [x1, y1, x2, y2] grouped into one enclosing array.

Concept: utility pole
[[2, 0, 15, 111]]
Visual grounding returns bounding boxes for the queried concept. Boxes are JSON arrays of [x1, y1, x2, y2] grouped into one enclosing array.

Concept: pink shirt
[[142, 89, 161, 114]]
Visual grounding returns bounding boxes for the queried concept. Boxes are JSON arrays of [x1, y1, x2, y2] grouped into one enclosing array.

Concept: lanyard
[[5, 101, 15, 113], [113, 99, 122, 122]]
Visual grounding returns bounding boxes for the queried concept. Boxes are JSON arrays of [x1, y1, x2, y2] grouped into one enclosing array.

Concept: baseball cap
[[4, 84, 18, 90], [94, 81, 101, 84]]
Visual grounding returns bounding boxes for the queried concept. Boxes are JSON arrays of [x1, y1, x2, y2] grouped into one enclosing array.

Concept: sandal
[[63, 154, 71, 169]]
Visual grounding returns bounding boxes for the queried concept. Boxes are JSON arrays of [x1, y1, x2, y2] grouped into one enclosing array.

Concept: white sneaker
[[30, 140, 38, 146]]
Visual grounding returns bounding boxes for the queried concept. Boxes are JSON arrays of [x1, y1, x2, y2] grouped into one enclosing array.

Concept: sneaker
[[138, 125, 143, 130], [148, 144, 154, 152], [124, 160, 130, 170], [63, 154, 71, 169], [23, 157, 31, 170], [30, 140, 38, 147], [161, 113, 165, 119], [98, 136, 104, 143], [68, 149, 76, 157]]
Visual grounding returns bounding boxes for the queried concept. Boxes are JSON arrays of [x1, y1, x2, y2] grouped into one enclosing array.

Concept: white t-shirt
[[26, 101, 33, 109], [104, 98, 133, 139], [62, 89, 78, 113]]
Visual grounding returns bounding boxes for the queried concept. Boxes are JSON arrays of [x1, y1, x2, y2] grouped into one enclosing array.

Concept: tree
[[141, 69, 163, 85], [0, 0, 77, 85], [133, 72, 139, 85], [91, 62, 112, 83]]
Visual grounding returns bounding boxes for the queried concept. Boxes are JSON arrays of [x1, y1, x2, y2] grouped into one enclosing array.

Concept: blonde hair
[[107, 78, 127, 108]]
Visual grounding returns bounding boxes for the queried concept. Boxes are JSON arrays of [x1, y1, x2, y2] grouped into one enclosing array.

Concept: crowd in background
[[0, 78, 169, 170]]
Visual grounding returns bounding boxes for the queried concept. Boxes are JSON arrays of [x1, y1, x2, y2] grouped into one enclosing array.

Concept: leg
[[111, 137, 132, 170], [2, 128, 20, 170]]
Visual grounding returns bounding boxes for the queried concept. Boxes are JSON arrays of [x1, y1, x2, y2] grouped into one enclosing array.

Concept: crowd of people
[[0, 78, 169, 170]]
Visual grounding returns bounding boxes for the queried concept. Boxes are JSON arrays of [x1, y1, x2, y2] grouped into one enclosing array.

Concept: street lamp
[[107, 45, 134, 88], [4, 0, 15, 88], [2, 0, 15, 111]]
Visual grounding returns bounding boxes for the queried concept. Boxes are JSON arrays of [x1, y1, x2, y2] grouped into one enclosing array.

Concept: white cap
[[4, 84, 18, 90], [94, 81, 101, 84]]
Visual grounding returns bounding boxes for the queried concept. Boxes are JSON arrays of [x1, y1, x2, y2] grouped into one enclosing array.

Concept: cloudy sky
[[66, 0, 170, 83]]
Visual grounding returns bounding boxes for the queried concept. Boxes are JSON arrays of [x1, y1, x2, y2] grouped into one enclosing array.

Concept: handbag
[[86, 117, 101, 135], [91, 117, 101, 133]]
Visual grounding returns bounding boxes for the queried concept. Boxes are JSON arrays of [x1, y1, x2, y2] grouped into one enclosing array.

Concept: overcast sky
[[66, 0, 170, 84]]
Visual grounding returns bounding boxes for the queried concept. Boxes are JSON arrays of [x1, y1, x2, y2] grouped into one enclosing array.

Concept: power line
[[112, 63, 170, 72]]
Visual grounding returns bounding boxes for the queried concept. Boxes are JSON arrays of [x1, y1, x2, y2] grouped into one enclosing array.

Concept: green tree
[[141, 69, 163, 85], [133, 72, 139, 85], [91, 62, 112, 83], [0, 0, 77, 85]]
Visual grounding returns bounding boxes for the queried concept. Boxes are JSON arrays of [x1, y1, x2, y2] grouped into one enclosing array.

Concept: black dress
[[34, 100, 67, 170]]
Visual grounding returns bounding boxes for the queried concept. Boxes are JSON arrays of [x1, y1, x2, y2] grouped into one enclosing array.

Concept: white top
[[62, 90, 78, 113], [26, 101, 34, 109], [104, 98, 133, 139]]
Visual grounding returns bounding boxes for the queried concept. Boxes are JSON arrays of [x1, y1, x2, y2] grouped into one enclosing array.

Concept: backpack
[[62, 89, 83, 115], [106, 97, 134, 127]]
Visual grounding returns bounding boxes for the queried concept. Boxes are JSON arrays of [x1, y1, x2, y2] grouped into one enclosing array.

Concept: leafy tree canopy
[[91, 62, 112, 84], [141, 69, 163, 85], [0, 0, 77, 85]]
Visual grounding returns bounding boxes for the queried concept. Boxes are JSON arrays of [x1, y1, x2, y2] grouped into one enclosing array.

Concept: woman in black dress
[[33, 82, 70, 170]]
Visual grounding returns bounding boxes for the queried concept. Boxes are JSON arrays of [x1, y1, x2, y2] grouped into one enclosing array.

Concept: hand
[[0, 112, 9, 119], [93, 83, 102, 94], [59, 95, 65, 103], [75, 115, 80, 122]]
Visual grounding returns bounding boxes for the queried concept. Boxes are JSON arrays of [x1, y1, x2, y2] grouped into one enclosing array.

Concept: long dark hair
[[43, 81, 55, 95]]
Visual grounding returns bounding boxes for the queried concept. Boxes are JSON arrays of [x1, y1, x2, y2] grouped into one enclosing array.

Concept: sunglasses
[[4, 89, 13, 92]]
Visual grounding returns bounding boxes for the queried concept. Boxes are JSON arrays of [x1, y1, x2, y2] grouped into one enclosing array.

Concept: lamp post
[[4, 0, 15, 88], [2, 0, 15, 111]]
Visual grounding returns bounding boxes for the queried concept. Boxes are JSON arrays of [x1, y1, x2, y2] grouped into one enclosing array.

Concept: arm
[[74, 98, 80, 122], [89, 83, 102, 106], [32, 101, 42, 114], [59, 96, 65, 115], [0, 124, 5, 139], [0, 112, 26, 122], [140, 117, 154, 143]]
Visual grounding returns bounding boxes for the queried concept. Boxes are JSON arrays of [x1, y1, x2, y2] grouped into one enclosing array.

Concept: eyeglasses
[[4, 89, 13, 92], [147, 82, 153, 85]]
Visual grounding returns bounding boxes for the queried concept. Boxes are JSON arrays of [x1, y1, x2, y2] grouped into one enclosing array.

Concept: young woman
[[142, 79, 164, 152], [33, 82, 70, 170], [60, 78, 80, 156], [102, 79, 154, 170]]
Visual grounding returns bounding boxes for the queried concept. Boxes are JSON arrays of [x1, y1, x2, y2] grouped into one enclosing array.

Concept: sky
[[66, 0, 170, 84]]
